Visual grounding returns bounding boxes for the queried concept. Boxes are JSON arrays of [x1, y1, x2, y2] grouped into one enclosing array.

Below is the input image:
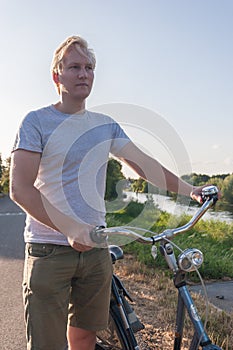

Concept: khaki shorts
[[23, 243, 113, 350]]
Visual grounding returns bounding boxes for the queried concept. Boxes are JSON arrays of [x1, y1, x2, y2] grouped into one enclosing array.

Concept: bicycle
[[92, 185, 223, 350]]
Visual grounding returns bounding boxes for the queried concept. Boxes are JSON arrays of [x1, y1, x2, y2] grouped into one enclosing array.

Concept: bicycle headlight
[[178, 248, 203, 272]]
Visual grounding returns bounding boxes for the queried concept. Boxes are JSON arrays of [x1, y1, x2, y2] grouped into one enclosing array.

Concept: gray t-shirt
[[13, 105, 130, 245]]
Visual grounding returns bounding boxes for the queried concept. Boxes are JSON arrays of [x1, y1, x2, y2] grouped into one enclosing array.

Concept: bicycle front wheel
[[96, 303, 134, 350]]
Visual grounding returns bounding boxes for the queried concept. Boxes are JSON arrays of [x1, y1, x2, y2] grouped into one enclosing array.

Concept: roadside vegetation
[[106, 200, 233, 349], [0, 155, 10, 195], [106, 199, 233, 281]]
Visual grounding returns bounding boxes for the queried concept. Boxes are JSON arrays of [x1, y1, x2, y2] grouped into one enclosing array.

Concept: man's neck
[[54, 99, 86, 115]]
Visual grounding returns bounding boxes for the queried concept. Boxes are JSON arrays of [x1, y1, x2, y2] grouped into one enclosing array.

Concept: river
[[123, 191, 233, 223]]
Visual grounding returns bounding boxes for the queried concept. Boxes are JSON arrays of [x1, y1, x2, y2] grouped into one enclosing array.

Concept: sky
[[1, 0, 233, 176]]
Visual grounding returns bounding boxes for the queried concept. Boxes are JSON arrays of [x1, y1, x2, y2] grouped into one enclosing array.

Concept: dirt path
[[114, 255, 233, 349]]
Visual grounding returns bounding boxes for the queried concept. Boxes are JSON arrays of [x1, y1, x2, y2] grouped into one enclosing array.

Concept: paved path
[[190, 281, 233, 313], [0, 196, 26, 349], [0, 196, 232, 349]]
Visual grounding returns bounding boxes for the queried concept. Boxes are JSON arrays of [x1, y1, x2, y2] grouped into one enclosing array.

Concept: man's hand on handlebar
[[190, 185, 220, 204]]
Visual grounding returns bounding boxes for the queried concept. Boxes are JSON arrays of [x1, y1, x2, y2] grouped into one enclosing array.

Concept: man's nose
[[78, 67, 88, 78]]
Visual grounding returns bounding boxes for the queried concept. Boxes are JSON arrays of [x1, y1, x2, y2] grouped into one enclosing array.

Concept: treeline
[[1, 154, 233, 206], [183, 173, 233, 205], [130, 172, 233, 205]]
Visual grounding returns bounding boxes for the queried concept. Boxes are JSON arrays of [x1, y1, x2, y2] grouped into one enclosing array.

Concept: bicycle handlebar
[[90, 185, 219, 245]]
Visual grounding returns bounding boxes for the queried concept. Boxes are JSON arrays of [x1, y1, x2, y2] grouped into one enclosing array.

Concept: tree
[[208, 176, 224, 191], [131, 178, 145, 193], [181, 173, 211, 186], [105, 158, 125, 201], [222, 174, 233, 204], [0, 156, 11, 194], [0, 154, 2, 179]]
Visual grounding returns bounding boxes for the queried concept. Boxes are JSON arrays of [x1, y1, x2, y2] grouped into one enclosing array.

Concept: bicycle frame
[[161, 240, 217, 350]]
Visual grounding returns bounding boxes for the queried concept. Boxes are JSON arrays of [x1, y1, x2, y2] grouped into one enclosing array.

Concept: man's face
[[57, 47, 94, 100]]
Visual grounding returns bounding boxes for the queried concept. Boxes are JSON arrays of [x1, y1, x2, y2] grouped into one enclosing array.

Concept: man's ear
[[53, 72, 60, 84]]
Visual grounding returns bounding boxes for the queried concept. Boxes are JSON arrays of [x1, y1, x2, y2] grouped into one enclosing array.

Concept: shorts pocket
[[26, 243, 57, 258]]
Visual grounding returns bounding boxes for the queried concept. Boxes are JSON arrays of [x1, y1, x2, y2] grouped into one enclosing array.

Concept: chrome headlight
[[178, 248, 203, 272]]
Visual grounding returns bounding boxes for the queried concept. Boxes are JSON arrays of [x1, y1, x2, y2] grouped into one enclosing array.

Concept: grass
[[106, 199, 233, 280]]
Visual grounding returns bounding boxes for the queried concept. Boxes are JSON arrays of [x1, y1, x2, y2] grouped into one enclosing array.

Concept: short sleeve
[[12, 111, 43, 153], [110, 122, 131, 156]]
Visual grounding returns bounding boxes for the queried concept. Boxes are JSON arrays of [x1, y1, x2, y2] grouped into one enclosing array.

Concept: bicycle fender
[[113, 274, 134, 302]]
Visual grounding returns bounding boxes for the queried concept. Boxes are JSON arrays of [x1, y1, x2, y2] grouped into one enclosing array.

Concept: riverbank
[[124, 191, 233, 223]]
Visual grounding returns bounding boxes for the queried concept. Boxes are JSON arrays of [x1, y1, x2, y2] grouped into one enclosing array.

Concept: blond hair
[[51, 35, 96, 75]]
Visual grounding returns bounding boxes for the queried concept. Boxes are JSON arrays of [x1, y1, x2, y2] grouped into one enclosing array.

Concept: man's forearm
[[119, 142, 193, 197], [10, 185, 60, 231], [125, 157, 193, 196], [10, 184, 94, 246]]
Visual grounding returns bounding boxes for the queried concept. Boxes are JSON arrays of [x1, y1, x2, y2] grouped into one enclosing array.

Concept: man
[[10, 36, 207, 350]]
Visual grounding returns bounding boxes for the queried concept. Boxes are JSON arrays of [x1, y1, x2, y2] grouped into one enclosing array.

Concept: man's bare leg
[[67, 326, 96, 350]]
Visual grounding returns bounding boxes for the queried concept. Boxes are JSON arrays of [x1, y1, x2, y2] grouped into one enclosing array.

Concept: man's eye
[[67, 65, 93, 71], [86, 65, 93, 70]]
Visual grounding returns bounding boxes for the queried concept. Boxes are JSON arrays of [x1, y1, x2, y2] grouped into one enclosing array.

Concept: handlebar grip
[[201, 185, 218, 204], [90, 226, 107, 244]]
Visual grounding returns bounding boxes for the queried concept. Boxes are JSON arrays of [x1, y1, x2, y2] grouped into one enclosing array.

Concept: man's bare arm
[[10, 150, 93, 250], [117, 141, 203, 202], [10, 150, 61, 230]]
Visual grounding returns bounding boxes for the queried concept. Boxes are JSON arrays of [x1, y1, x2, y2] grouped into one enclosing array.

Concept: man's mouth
[[76, 83, 88, 87]]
